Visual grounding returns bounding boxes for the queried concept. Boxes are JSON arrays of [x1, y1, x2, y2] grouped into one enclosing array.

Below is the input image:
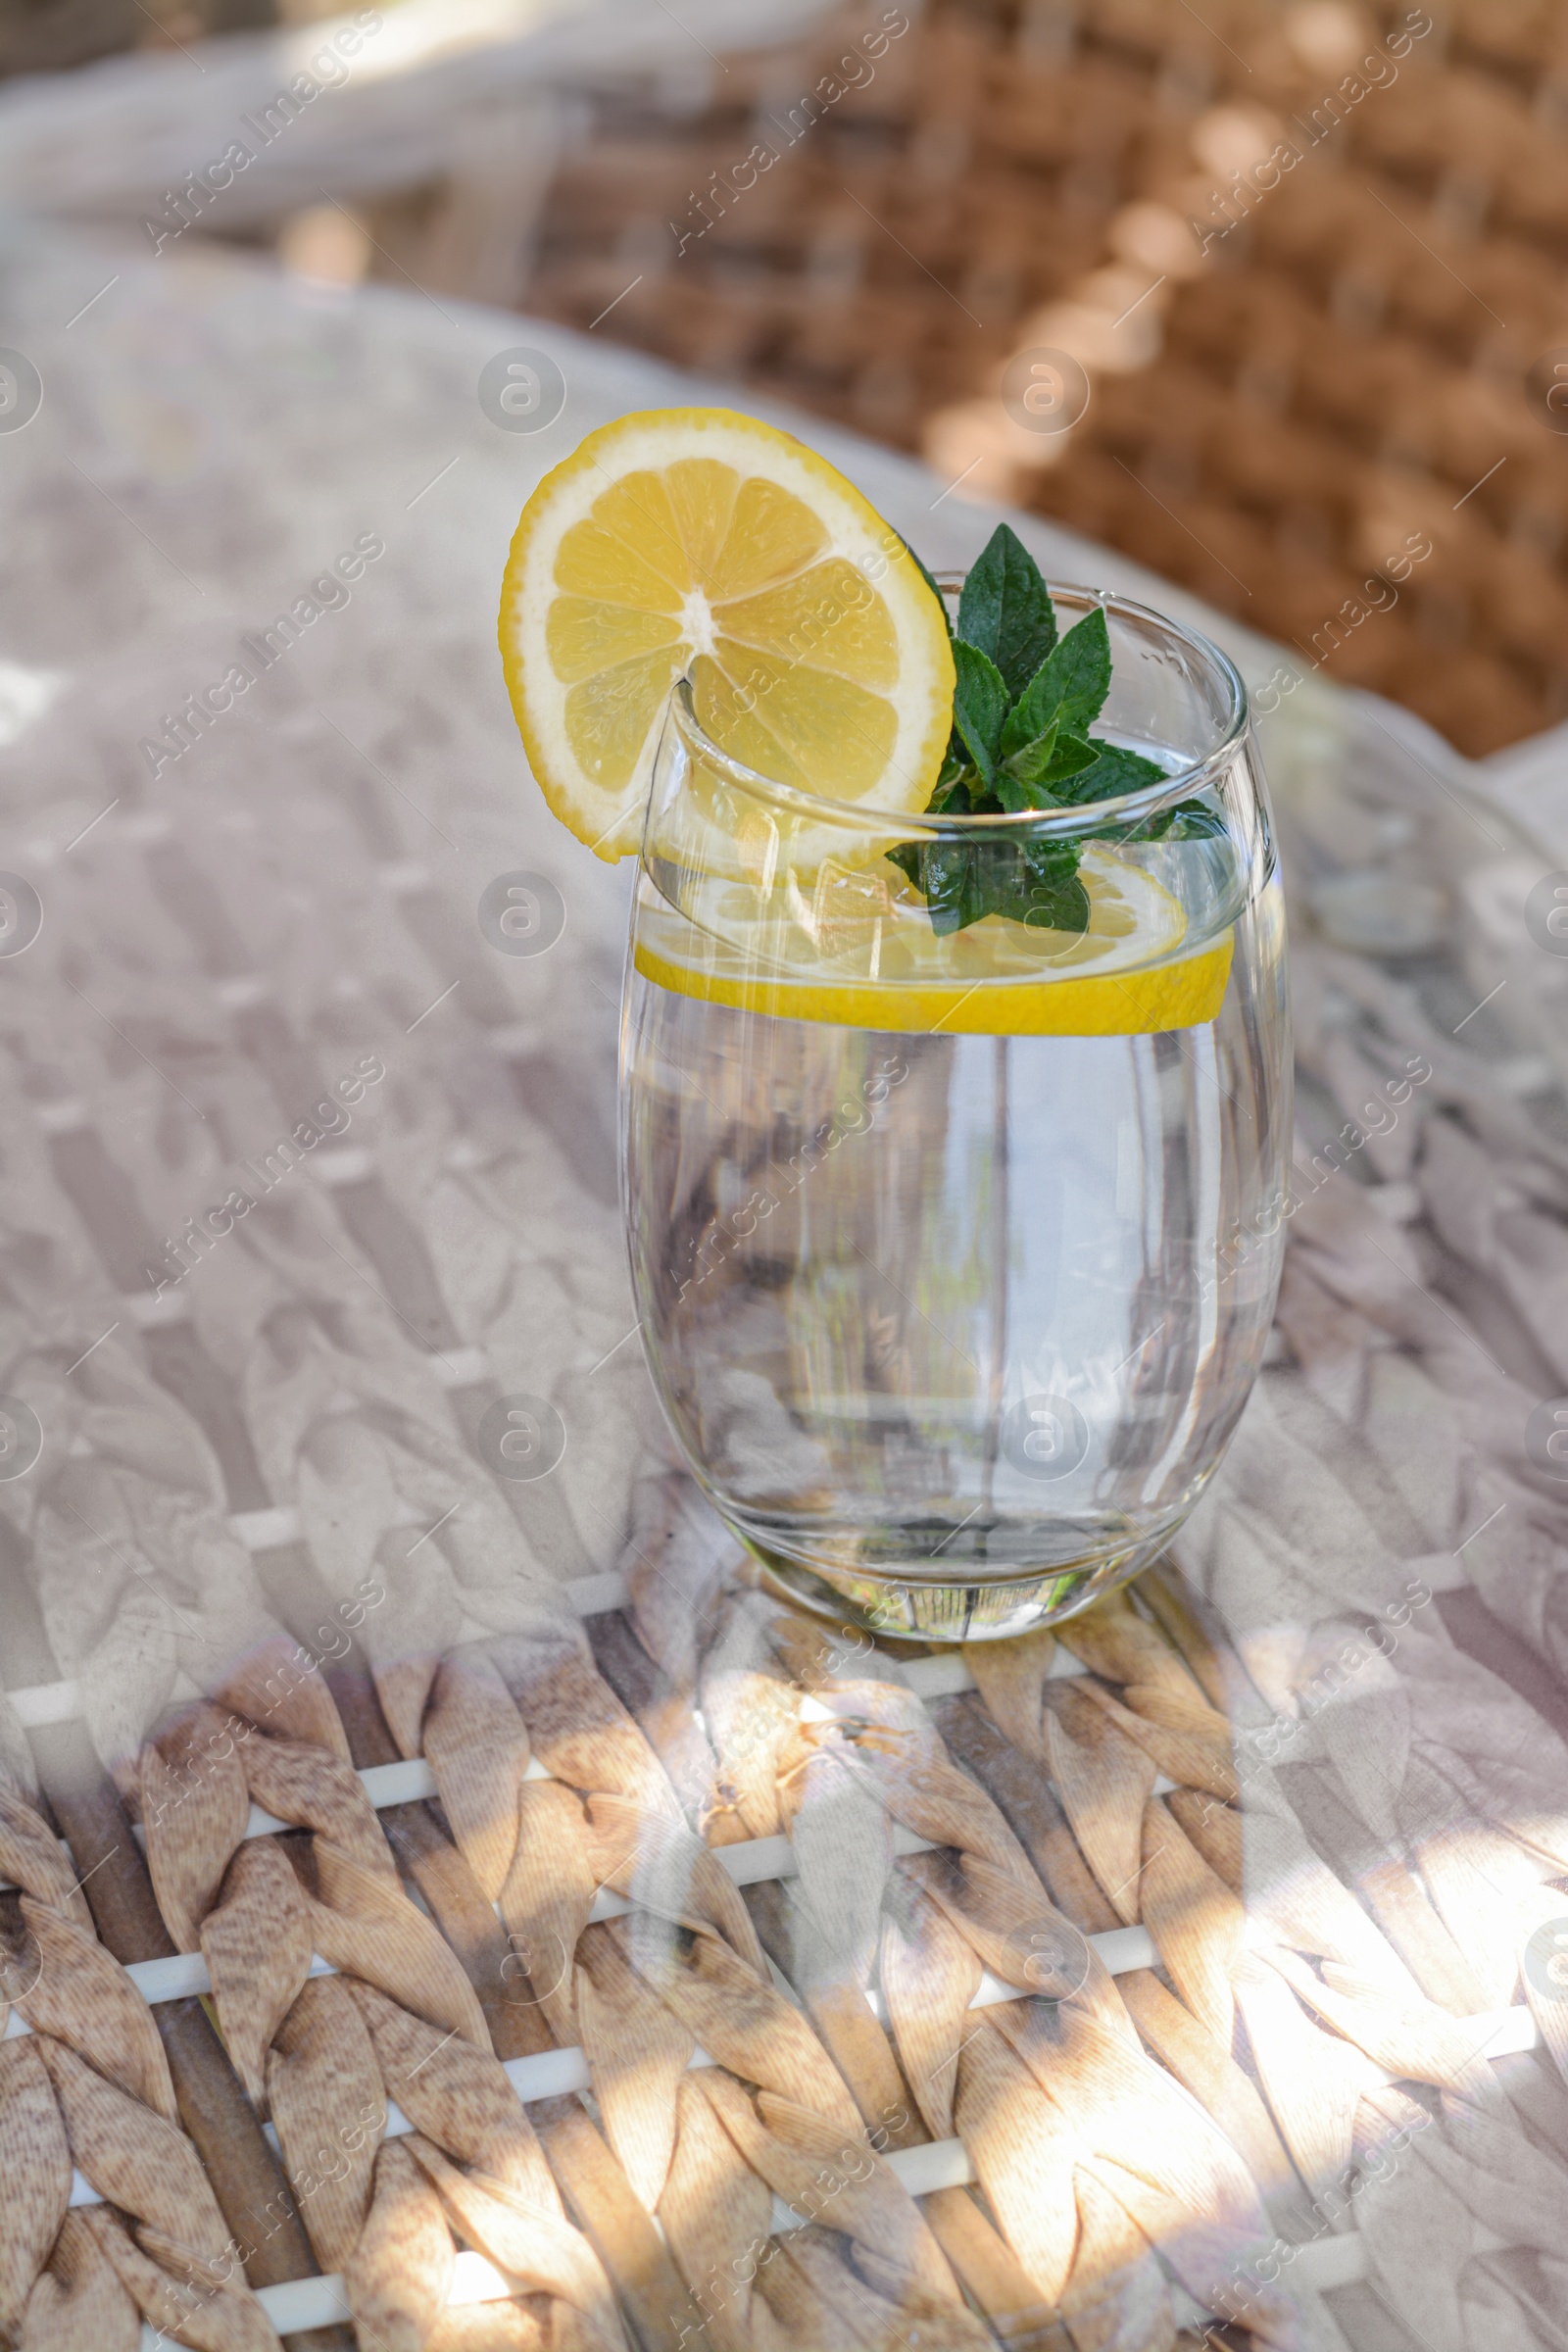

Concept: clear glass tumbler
[[621, 584, 1291, 1640]]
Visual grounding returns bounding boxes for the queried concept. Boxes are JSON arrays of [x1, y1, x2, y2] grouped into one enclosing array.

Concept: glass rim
[[664, 578, 1250, 841]]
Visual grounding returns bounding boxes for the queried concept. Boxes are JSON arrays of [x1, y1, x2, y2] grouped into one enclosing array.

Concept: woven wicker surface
[[2, 212, 1568, 2351], [501, 0, 1568, 759]]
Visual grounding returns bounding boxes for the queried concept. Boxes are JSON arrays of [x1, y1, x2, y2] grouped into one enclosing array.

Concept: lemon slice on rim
[[499, 407, 956, 860], [633, 844, 1233, 1036]]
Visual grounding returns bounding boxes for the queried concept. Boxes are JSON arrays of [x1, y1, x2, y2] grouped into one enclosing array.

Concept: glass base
[[742, 1529, 1167, 1642]]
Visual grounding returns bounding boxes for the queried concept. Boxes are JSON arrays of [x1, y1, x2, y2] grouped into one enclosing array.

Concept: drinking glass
[[620, 583, 1291, 1639]]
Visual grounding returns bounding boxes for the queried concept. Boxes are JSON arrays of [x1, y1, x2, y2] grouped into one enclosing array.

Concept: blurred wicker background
[[14, 0, 1568, 755], [0, 0, 269, 75]]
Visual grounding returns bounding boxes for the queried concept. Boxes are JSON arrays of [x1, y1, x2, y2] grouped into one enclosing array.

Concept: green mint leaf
[[993, 772, 1060, 814], [956, 523, 1057, 697], [1010, 839, 1090, 932], [1016, 867, 1091, 933], [900, 535, 954, 637], [950, 640, 1009, 783], [890, 826, 1092, 934], [1001, 727, 1099, 799], [920, 842, 991, 935], [1001, 608, 1112, 758], [1001, 720, 1059, 787], [932, 766, 983, 812], [1147, 797, 1226, 842], [1043, 732, 1098, 780], [885, 838, 922, 894], [983, 838, 1091, 932], [1054, 742, 1166, 807]]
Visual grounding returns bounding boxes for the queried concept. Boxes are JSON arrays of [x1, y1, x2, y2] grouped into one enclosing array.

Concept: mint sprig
[[956, 523, 1061, 697], [888, 525, 1217, 937]]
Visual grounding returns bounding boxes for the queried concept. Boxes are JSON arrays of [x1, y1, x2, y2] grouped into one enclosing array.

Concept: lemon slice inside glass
[[499, 408, 956, 861], [634, 844, 1233, 1036]]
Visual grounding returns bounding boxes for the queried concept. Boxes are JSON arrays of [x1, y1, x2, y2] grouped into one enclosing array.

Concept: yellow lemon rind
[[633, 933, 1234, 1035]]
